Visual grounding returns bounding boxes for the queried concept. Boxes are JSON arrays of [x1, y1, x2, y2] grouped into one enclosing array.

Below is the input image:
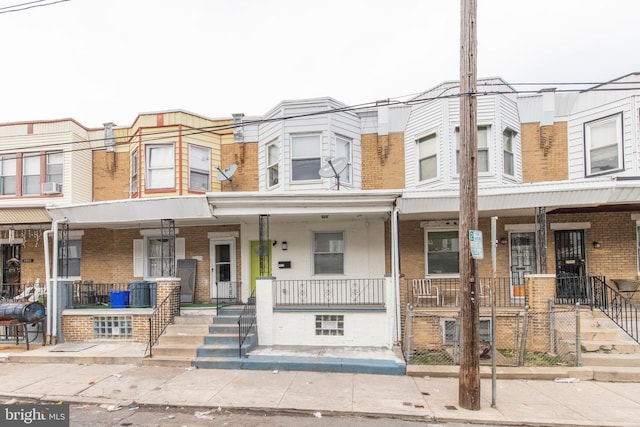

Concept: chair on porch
[[412, 278, 441, 306]]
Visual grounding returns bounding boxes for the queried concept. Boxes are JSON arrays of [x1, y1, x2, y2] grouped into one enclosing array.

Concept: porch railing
[[213, 281, 241, 316], [273, 279, 385, 308], [146, 285, 181, 358], [1, 282, 46, 303], [592, 278, 639, 343], [72, 282, 129, 308], [237, 290, 256, 358], [555, 274, 594, 306], [407, 277, 527, 308]]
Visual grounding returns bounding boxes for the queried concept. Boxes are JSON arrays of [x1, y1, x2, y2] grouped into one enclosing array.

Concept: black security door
[[554, 230, 587, 304]]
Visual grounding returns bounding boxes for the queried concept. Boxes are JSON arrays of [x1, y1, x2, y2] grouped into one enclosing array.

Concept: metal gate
[[554, 230, 588, 304]]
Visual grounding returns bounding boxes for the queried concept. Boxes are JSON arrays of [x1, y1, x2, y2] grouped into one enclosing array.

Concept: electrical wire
[[0, 0, 69, 15]]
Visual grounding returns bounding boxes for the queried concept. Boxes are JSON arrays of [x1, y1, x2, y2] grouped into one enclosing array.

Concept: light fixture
[[272, 240, 278, 246], [282, 241, 288, 251], [499, 237, 508, 245], [592, 241, 601, 249]]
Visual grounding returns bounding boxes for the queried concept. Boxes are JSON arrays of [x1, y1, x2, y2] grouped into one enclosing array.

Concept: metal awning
[[0, 207, 52, 226]]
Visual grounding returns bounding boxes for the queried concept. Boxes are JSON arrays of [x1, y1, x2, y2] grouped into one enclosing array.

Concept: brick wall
[[93, 151, 131, 201], [361, 132, 405, 189], [220, 142, 258, 191], [521, 122, 568, 183]]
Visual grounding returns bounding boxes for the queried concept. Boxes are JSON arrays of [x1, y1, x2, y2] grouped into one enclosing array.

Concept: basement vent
[[93, 315, 133, 339]]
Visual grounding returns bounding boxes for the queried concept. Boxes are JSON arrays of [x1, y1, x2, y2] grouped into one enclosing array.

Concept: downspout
[[43, 229, 52, 344], [47, 218, 67, 344], [391, 206, 401, 342]]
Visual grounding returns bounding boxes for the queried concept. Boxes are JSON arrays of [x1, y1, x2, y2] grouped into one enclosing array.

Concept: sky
[[1, 0, 640, 128]]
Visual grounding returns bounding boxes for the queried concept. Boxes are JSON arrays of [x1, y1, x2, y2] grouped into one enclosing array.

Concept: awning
[[0, 207, 52, 226]]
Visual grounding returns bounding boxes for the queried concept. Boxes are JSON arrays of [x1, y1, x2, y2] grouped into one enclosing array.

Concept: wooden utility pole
[[458, 0, 481, 410]]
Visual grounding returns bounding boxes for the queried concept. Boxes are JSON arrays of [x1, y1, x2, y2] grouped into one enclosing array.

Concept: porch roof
[[398, 177, 640, 218]]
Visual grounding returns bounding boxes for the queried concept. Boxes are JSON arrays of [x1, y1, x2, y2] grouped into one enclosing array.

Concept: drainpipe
[[46, 219, 67, 344], [391, 206, 401, 342], [43, 229, 52, 344]]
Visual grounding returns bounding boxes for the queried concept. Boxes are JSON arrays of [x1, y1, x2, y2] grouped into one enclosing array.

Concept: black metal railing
[[237, 290, 256, 358], [407, 277, 527, 308], [592, 278, 639, 343], [72, 282, 129, 307], [1, 282, 46, 303], [555, 274, 594, 306], [214, 281, 241, 316], [146, 285, 181, 358], [273, 279, 385, 308]]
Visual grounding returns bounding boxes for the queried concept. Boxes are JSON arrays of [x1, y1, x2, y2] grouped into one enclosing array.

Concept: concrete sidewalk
[[0, 361, 639, 426]]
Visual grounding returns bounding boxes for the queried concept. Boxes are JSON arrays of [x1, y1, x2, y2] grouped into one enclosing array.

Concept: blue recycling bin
[[110, 291, 130, 308]]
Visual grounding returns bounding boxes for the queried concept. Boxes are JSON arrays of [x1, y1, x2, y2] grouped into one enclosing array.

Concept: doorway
[[2, 244, 21, 286], [509, 232, 535, 297], [210, 239, 236, 303], [554, 230, 587, 303]]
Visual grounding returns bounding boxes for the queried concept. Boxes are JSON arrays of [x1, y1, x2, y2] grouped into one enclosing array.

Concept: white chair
[[412, 278, 440, 306]]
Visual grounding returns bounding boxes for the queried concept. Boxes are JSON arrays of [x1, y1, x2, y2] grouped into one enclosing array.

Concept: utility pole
[[458, 0, 481, 410]]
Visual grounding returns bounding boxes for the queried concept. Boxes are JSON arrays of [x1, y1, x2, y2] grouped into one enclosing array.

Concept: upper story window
[[46, 152, 63, 185], [131, 149, 139, 194], [313, 231, 344, 275], [267, 141, 279, 187], [0, 156, 16, 196], [58, 239, 81, 278], [22, 154, 41, 195], [425, 230, 459, 275], [146, 144, 174, 189], [584, 113, 623, 176], [456, 126, 490, 174], [291, 134, 321, 181], [503, 128, 516, 176], [188, 145, 210, 192], [336, 135, 352, 183], [417, 133, 437, 181]]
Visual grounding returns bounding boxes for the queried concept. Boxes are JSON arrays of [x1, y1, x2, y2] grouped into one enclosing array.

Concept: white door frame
[[209, 238, 237, 301]]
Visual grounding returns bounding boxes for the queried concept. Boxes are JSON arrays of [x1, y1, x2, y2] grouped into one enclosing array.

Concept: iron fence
[[274, 278, 385, 308], [406, 277, 527, 308], [595, 280, 639, 343], [0, 282, 46, 303], [72, 282, 129, 308], [238, 289, 256, 358]]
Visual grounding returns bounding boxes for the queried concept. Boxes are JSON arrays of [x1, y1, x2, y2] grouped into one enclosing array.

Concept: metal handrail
[[237, 290, 256, 358], [214, 281, 241, 316], [593, 278, 639, 343], [274, 278, 385, 307], [146, 286, 181, 358]]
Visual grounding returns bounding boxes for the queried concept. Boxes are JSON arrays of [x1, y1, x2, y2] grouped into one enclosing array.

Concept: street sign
[[469, 230, 484, 260]]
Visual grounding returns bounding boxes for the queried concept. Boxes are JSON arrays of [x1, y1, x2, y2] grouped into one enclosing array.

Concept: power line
[[0, 0, 69, 15]]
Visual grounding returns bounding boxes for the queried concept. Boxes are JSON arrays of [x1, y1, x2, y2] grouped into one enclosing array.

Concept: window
[[58, 239, 81, 277], [417, 134, 437, 181], [131, 149, 139, 194], [146, 144, 174, 189], [426, 230, 459, 274], [267, 142, 279, 187], [291, 134, 321, 181], [442, 318, 490, 345], [93, 315, 132, 339], [188, 145, 210, 192], [637, 225, 640, 274], [336, 135, 351, 183], [313, 231, 344, 274], [147, 237, 174, 277], [456, 126, 489, 173], [584, 113, 623, 176], [46, 151, 63, 185], [22, 154, 40, 195], [503, 129, 515, 176], [316, 315, 344, 336], [0, 156, 16, 196]]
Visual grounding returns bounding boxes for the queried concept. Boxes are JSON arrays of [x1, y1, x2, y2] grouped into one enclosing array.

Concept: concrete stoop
[[577, 309, 640, 367]]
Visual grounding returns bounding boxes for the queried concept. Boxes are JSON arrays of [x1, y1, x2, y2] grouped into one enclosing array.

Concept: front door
[[554, 230, 587, 303], [509, 232, 536, 297], [210, 239, 236, 302]]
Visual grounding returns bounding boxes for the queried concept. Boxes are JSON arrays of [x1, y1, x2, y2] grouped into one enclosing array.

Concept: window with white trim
[[133, 236, 184, 279], [188, 144, 210, 192], [267, 141, 279, 187], [313, 231, 344, 275], [291, 134, 321, 181], [46, 151, 63, 185], [22, 153, 40, 195], [417, 133, 437, 181], [456, 126, 490, 173], [0, 156, 16, 196], [147, 237, 175, 277], [145, 144, 174, 189], [425, 230, 459, 275], [503, 128, 515, 176], [584, 113, 623, 176], [336, 135, 351, 183], [58, 239, 82, 278]]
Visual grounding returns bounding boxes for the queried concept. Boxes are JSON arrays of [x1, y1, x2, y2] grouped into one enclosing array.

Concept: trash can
[[128, 281, 150, 308], [109, 291, 130, 308], [147, 281, 157, 308]]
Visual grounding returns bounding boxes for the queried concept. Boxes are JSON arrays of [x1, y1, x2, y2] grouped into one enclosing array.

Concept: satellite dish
[[216, 164, 237, 191], [319, 157, 348, 190]]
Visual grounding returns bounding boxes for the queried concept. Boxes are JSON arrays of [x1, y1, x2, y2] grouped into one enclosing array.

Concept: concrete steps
[[576, 309, 640, 367]]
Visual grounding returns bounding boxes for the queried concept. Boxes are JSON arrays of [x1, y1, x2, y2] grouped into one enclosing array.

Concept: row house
[[2, 74, 639, 357]]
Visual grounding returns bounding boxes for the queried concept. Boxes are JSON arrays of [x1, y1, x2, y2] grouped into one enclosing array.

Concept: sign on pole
[[469, 230, 484, 260]]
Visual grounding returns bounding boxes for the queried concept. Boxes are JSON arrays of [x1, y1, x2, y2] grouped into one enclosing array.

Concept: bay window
[[267, 141, 279, 187], [456, 126, 489, 173], [188, 145, 210, 192], [418, 133, 437, 181], [584, 113, 623, 176], [291, 134, 321, 181], [146, 144, 174, 189]]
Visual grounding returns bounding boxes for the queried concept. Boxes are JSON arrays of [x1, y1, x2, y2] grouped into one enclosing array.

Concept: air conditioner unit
[[42, 182, 62, 195]]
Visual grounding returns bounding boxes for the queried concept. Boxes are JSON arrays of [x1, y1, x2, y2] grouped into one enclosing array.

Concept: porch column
[[384, 275, 396, 347], [525, 274, 556, 352], [255, 277, 274, 346]]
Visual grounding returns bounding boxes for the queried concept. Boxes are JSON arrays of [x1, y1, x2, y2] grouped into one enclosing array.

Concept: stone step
[[213, 315, 240, 325], [157, 334, 205, 346], [173, 315, 213, 325], [581, 353, 640, 367], [163, 324, 211, 335], [581, 340, 640, 354], [209, 323, 239, 334], [204, 333, 238, 345], [192, 357, 243, 370], [151, 345, 199, 358], [143, 356, 193, 368]]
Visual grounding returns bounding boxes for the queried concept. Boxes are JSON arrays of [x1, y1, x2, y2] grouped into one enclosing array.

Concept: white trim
[[0, 239, 24, 244], [631, 213, 640, 222], [66, 230, 85, 238], [505, 223, 535, 232], [207, 231, 239, 239], [140, 228, 180, 236], [550, 222, 591, 230]]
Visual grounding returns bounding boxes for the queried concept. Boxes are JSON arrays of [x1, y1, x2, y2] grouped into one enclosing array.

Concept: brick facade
[[220, 142, 258, 191], [361, 132, 405, 189], [521, 122, 568, 183]]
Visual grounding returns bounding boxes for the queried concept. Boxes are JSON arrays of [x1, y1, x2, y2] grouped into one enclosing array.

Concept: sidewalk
[[0, 358, 639, 426]]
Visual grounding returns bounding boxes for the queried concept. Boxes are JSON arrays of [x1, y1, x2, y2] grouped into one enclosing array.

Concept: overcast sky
[[1, 0, 639, 128]]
